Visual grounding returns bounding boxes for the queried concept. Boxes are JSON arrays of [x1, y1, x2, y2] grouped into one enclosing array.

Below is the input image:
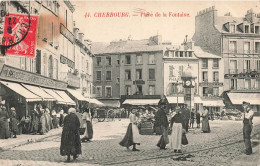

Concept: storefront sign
[[60, 23, 74, 44], [0, 65, 67, 90], [199, 82, 223, 87], [224, 72, 260, 79], [60, 55, 75, 68], [133, 80, 145, 84], [67, 72, 80, 88]]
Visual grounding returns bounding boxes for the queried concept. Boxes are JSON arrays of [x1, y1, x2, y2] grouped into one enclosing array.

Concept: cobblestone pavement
[[0, 118, 259, 166]]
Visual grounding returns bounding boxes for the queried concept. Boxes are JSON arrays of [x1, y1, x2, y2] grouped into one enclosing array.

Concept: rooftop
[[92, 35, 171, 55], [193, 46, 221, 59]]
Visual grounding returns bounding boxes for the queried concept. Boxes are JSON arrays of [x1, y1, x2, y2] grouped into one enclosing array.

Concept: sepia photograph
[[0, 0, 259, 165]]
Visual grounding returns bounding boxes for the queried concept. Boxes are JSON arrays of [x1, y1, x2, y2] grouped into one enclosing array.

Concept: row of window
[[202, 87, 219, 97], [96, 69, 156, 81], [229, 41, 260, 53], [230, 79, 260, 90], [229, 24, 260, 34], [164, 51, 193, 58], [95, 85, 156, 97], [202, 71, 219, 82], [202, 59, 219, 68], [96, 54, 156, 66], [229, 60, 260, 74]]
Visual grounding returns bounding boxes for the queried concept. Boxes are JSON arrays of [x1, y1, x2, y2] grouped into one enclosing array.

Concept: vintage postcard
[[0, 0, 259, 166]]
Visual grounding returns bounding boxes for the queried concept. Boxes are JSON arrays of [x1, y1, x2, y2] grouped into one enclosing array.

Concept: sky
[[72, 1, 260, 45]]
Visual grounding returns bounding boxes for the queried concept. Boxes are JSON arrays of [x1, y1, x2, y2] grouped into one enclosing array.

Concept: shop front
[[0, 65, 75, 123], [227, 92, 260, 115]]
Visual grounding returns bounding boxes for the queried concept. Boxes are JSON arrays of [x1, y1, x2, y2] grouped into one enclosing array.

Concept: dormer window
[[245, 25, 249, 33], [230, 24, 235, 33]]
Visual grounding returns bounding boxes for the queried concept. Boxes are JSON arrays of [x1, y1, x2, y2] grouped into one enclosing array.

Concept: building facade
[[0, 1, 93, 117], [193, 6, 260, 112], [92, 35, 169, 106], [163, 39, 224, 114]]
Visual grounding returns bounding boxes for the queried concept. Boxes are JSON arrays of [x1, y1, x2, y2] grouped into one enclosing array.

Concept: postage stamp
[[2, 13, 38, 57]]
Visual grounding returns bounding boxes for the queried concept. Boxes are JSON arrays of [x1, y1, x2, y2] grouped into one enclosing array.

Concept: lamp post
[[181, 66, 196, 118]]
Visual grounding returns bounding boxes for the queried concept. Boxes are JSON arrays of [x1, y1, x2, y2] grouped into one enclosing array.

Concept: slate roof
[[92, 39, 167, 55], [193, 46, 221, 59]]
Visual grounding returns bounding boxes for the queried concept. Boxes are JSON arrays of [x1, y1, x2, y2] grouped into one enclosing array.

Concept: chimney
[[73, 28, 79, 39], [245, 9, 256, 23], [78, 33, 84, 43], [149, 35, 162, 45], [84, 39, 92, 50], [224, 12, 232, 16]]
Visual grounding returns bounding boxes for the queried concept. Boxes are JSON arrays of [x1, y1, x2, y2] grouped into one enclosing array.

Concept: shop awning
[[67, 88, 88, 101], [0, 81, 42, 102], [54, 90, 76, 105], [122, 99, 160, 105], [227, 93, 260, 105], [100, 100, 120, 108], [42, 88, 67, 104], [194, 96, 203, 103], [166, 97, 184, 104], [89, 98, 104, 106], [22, 84, 56, 101], [201, 99, 225, 107]]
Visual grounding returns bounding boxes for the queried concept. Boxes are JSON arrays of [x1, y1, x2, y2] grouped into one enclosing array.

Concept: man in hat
[[242, 101, 254, 155], [156, 98, 169, 150]]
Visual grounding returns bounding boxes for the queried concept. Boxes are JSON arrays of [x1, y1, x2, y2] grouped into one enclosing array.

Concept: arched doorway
[[48, 55, 53, 78]]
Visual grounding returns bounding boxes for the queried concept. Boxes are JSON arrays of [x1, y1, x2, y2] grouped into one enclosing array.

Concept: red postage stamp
[[2, 13, 38, 58]]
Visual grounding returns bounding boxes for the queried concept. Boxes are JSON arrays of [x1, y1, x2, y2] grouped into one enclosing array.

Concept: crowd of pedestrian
[[119, 96, 212, 153], [0, 101, 68, 139]]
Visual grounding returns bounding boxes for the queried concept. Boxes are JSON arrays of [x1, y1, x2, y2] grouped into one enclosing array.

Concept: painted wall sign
[[60, 23, 74, 44], [60, 54, 75, 68], [0, 65, 67, 90]]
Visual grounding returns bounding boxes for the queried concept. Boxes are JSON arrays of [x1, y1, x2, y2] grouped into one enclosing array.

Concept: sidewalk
[[0, 127, 62, 151]]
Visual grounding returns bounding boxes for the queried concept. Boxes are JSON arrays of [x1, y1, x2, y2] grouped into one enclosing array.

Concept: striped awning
[[166, 97, 184, 104], [123, 99, 160, 106], [22, 84, 56, 101], [201, 99, 225, 107], [0, 81, 42, 102], [227, 93, 260, 105]]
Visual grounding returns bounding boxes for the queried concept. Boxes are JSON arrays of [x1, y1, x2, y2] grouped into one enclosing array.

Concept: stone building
[[193, 6, 260, 112], [0, 1, 93, 117], [92, 35, 170, 106]]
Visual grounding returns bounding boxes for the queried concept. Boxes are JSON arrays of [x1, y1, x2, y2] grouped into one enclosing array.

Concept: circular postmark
[[0, 1, 31, 56]]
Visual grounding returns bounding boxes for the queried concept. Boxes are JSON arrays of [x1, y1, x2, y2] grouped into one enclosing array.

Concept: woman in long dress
[[30, 104, 39, 134], [169, 108, 183, 153], [0, 106, 10, 139], [10, 107, 19, 138], [119, 109, 141, 151], [60, 108, 81, 162], [201, 106, 210, 133], [81, 108, 93, 142]]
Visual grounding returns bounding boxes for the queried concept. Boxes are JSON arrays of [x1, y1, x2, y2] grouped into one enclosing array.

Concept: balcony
[[243, 69, 252, 73], [229, 69, 238, 74]]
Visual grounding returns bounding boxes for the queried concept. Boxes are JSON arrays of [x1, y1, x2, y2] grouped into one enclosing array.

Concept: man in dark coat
[[181, 105, 190, 132], [60, 108, 82, 162], [242, 101, 254, 155], [156, 97, 169, 150]]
